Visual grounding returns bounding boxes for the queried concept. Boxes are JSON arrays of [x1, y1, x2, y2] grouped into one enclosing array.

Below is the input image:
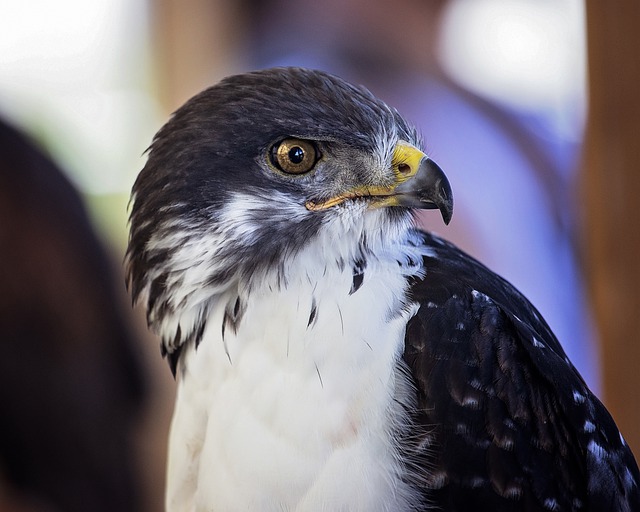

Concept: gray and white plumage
[[126, 67, 639, 511]]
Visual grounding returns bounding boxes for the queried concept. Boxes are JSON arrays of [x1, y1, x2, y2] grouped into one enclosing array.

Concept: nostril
[[397, 163, 412, 176]]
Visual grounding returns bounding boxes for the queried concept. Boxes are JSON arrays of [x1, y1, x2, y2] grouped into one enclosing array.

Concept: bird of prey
[[126, 67, 640, 511]]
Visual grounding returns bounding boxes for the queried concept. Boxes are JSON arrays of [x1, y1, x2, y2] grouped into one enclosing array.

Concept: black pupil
[[288, 146, 305, 164]]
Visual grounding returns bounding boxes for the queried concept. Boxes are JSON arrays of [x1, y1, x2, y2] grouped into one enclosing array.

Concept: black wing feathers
[[403, 231, 640, 511]]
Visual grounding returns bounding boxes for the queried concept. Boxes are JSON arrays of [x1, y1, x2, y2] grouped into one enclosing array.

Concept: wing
[[402, 231, 640, 511]]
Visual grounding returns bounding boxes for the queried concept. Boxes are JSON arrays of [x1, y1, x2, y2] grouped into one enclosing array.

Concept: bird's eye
[[270, 138, 319, 175]]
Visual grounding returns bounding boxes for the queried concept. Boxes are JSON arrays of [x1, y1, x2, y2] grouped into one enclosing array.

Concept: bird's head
[[126, 67, 452, 356]]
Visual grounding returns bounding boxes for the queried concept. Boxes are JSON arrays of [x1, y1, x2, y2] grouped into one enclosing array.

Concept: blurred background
[[1, 0, 638, 510]]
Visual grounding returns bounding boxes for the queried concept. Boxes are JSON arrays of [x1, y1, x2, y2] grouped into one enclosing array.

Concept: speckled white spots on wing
[[470, 289, 491, 303], [498, 436, 515, 451], [587, 440, 607, 462], [469, 378, 483, 390], [461, 395, 480, 409], [532, 337, 545, 348], [503, 485, 523, 499], [573, 390, 586, 404]]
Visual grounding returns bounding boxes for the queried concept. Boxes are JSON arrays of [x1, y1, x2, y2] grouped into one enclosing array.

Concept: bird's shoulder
[[402, 230, 640, 511]]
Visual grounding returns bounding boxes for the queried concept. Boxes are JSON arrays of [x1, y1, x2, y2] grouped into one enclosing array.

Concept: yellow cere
[[391, 141, 426, 183]]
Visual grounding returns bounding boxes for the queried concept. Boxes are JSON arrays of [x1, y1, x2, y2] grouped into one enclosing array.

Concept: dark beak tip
[[441, 203, 453, 225], [439, 183, 454, 225], [422, 158, 454, 226]]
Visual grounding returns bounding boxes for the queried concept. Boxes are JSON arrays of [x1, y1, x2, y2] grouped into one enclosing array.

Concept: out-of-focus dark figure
[[244, 0, 599, 389], [0, 119, 146, 512]]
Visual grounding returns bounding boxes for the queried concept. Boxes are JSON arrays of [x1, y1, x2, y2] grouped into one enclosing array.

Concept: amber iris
[[271, 138, 319, 174]]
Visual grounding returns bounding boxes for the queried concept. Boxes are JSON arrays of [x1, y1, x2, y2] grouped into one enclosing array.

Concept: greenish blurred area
[[86, 192, 131, 251]]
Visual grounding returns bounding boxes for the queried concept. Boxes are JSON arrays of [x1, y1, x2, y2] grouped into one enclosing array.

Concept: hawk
[[126, 67, 639, 511]]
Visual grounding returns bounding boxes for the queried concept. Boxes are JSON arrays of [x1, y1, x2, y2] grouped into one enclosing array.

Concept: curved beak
[[391, 145, 454, 225], [305, 141, 453, 225]]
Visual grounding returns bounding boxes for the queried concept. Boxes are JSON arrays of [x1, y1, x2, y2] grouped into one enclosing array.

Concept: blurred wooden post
[[150, 0, 247, 113], [582, 1, 640, 455]]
